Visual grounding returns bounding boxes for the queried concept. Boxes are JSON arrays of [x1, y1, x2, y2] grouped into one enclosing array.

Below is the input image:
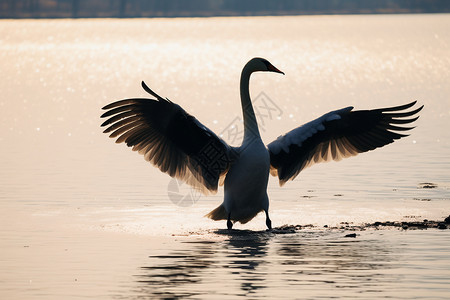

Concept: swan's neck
[[240, 66, 261, 142]]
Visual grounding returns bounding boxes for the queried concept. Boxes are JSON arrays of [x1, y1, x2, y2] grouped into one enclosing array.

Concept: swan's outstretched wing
[[101, 81, 237, 194], [268, 101, 423, 185]]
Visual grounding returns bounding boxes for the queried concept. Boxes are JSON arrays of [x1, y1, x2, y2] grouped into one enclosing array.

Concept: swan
[[101, 57, 423, 230]]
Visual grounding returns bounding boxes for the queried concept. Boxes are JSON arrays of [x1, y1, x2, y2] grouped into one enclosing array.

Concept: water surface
[[1, 14, 450, 299]]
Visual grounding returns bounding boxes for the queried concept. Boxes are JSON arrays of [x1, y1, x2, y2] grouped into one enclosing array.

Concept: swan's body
[[101, 57, 423, 230], [222, 135, 271, 228]]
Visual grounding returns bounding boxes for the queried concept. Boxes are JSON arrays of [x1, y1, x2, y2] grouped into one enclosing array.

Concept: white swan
[[101, 57, 423, 230]]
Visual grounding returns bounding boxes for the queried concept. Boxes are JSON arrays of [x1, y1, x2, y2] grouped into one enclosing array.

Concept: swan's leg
[[265, 209, 272, 230], [227, 213, 233, 230]]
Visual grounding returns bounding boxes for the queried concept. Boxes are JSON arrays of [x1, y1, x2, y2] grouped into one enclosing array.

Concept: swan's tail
[[205, 204, 228, 221], [205, 204, 262, 224]]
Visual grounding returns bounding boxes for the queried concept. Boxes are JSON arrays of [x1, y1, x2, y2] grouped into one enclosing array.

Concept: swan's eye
[[262, 61, 271, 70]]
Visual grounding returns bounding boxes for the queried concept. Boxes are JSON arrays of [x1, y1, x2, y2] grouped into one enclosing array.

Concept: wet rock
[[277, 224, 294, 230], [444, 215, 450, 224], [273, 225, 300, 233], [438, 223, 447, 230], [418, 182, 438, 189], [413, 198, 431, 201]]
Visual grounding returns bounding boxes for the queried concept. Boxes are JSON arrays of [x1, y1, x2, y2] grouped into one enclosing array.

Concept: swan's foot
[[265, 209, 272, 230], [266, 219, 272, 230], [227, 213, 233, 230]]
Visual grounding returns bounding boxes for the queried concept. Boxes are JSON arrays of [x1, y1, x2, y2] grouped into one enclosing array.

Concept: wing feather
[[101, 81, 237, 194], [268, 101, 423, 185]]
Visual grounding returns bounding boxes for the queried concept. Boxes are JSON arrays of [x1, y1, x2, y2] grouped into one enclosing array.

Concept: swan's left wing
[[101, 81, 237, 195], [268, 101, 423, 186]]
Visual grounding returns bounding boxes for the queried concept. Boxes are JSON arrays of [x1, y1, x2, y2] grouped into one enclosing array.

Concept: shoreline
[[271, 215, 450, 234], [2, 10, 449, 20], [173, 215, 450, 237]]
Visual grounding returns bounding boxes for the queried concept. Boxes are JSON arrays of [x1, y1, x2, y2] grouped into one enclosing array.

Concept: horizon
[[2, 0, 450, 19]]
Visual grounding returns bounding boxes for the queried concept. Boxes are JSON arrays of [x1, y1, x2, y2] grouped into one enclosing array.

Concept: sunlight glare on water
[[0, 14, 450, 299]]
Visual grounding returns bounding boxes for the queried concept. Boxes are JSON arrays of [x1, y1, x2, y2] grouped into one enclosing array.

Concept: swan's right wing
[[101, 81, 237, 194]]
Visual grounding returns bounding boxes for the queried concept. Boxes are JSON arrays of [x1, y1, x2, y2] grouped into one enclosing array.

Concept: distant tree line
[[1, 0, 449, 18]]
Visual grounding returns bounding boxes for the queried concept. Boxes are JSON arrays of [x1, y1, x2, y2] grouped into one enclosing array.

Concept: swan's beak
[[268, 64, 285, 75]]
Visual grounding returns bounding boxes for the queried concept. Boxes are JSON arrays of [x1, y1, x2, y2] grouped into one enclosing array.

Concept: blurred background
[[1, 0, 450, 18]]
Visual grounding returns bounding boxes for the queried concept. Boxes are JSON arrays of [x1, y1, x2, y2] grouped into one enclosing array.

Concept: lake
[[1, 14, 449, 299]]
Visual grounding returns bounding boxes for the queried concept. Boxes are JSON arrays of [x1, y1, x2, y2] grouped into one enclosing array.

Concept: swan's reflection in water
[[222, 230, 270, 295], [134, 230, 399, 298]]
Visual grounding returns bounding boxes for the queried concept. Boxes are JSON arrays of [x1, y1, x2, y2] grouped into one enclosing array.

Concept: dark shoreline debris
[[418, 182, 438, 189], [272, 215, 450, 233], [368, 220, 448, 230]]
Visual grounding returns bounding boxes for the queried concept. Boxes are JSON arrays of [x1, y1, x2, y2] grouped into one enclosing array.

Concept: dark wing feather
[[268, 101, 423, 186], [101, 81, 237, 194]]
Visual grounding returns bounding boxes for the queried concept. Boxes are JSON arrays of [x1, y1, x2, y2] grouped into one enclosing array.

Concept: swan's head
[[247, 57, 285, 75]]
